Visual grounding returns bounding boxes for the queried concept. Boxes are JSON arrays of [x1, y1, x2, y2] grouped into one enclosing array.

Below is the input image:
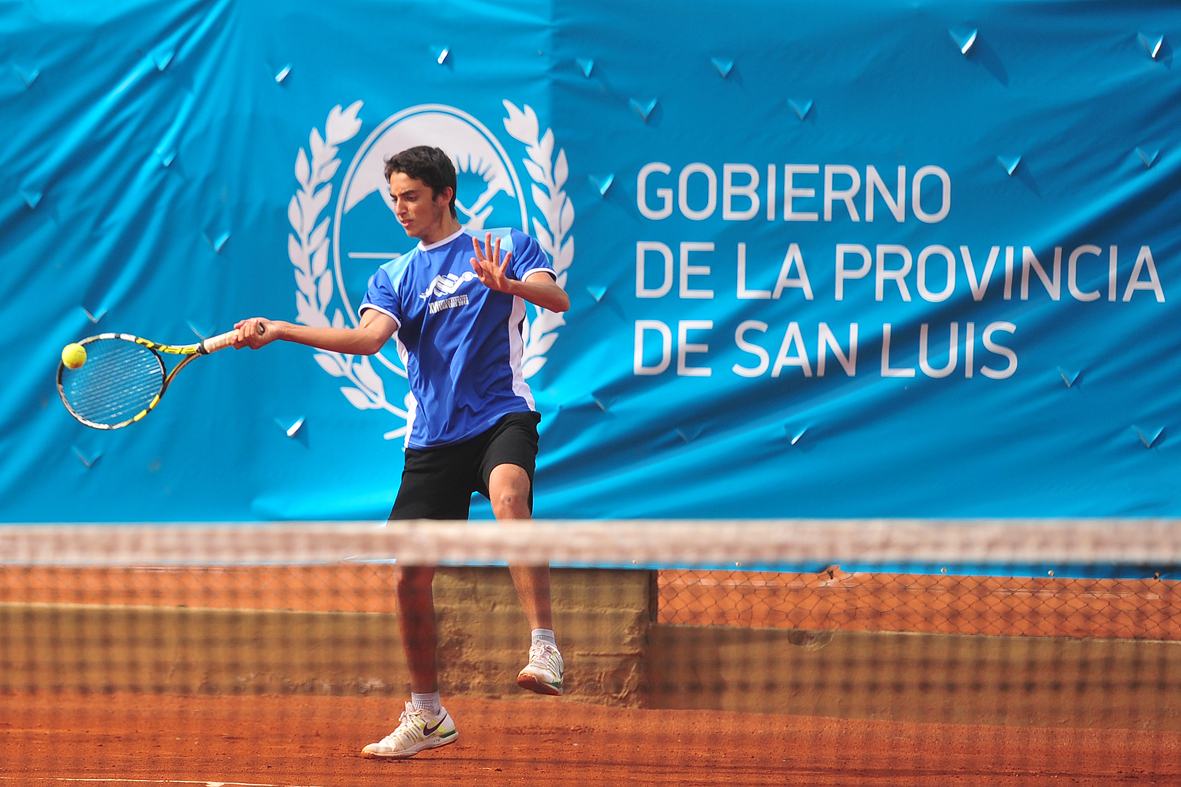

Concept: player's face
[[388, 172, 452, 243]]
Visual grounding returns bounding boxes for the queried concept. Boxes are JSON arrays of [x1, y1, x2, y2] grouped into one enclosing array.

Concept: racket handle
[[200, 323, 265, 354]]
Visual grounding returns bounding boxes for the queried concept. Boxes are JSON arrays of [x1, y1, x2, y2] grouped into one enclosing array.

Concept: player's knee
[[492, 489, 530, 520], [489, 465, 532, 520], [490, 474, 531, 517]]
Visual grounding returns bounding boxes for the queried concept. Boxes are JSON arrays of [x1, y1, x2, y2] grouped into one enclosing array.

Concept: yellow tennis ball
[[62, 343, 87, 370]]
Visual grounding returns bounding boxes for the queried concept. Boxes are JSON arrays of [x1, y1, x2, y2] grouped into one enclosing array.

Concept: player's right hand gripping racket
[[57, 325, 263, 430]]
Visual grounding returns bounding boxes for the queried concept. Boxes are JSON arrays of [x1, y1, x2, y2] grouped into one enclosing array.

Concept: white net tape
[[3, 519, 1180, 566]]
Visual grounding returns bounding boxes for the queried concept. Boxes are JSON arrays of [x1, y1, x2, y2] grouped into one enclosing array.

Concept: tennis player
[[233, 145, 570, 759]]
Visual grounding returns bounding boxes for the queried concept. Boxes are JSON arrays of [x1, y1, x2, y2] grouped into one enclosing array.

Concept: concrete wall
[[646, 624, 1181, 731], [0, 568, 651, 704]]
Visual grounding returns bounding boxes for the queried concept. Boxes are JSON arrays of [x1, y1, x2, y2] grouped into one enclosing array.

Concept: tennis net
[[2, 519, 1179, 786]]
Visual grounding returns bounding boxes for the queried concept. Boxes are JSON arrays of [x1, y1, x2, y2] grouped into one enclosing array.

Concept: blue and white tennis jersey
[[359, 227, 556, 449]]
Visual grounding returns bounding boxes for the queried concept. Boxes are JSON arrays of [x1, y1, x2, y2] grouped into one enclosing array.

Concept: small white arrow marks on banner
[[276, 417, 305, 438], [1132, 426, 1164, 449], [588, 173, 614, 195], [274, 64, 292, 83], [630, 97, 657, 123], [81, 306, 107, 324], [72, 447, 102, 469], [998, 155, 1021, 176], [711, 57, 734, 78], [14, 65, 39, 87], [590, 392, 617, 412], [949, 28, 978, 55], [576, 58, 594, 77], [204, 231, 231, 253], [432, 45, 450, 65], [788, 99, 812, 120], [586, 285, 607, 302], [152, 49, 174, 71], [1139, 33, 1164, 59], [1136, 147, 1159, 168]]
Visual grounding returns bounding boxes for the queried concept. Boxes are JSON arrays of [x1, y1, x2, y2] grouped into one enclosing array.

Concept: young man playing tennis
[[233, 145, 570, 758]]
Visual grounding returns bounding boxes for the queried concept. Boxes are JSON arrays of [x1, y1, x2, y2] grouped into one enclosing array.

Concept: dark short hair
[[384, 146, 458, 218]]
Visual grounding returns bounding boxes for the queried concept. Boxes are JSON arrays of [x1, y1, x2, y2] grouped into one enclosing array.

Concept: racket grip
[[201, 330, 239, 354], [201, 323, 264, 354]]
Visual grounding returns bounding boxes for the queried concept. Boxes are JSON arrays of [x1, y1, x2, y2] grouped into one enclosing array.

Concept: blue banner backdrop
[[0, 0, 1177, 522]]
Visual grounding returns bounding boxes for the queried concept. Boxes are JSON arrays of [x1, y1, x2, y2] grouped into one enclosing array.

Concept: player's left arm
[[510, 270, 570, 313], [471, 232, 570, 313]]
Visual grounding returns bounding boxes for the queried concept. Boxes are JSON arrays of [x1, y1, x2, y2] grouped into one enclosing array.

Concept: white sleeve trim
[[359, 303, 402, 329], [519, 265, 557, 281]]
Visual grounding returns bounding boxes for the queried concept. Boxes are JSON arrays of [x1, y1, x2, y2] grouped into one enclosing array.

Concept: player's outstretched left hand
[[471, 232, 514, 294]]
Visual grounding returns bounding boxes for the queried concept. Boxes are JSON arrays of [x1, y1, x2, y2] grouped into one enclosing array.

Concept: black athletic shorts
[[388, 411, 541, 521]]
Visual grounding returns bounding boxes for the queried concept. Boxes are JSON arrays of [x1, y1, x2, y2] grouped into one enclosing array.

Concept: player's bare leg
[[393, 564, 439, 692], [363, 564, 457, 758], [489, 463, 564, 695]]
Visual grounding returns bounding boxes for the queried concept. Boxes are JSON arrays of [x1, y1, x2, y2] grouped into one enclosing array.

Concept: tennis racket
[[57, 325, 263, 430]]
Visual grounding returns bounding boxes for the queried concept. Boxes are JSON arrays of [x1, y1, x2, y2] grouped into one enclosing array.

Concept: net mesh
[[2, 520, 1179, 785], [58, 338, 165, 426]]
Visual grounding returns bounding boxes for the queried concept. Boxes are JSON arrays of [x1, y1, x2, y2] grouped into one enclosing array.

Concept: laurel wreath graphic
[[502, 100, 573, 378], [287, 101, 413, 441], [289, 100, 573, 442]]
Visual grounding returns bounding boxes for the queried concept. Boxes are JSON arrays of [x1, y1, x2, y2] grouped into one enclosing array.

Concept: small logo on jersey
[[287, 101, 575, 444], [428, 294, 469, 314], [420, 271, 478, 300]]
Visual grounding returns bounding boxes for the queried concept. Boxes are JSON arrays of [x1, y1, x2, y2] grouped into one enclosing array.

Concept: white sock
[[411, 691, 442, 716], [532, 628, 557, 648]]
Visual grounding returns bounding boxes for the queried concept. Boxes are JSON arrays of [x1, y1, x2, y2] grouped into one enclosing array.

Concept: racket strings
[[60, 339, 166, 426]]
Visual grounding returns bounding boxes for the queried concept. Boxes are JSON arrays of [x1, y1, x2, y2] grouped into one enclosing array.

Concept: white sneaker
[[361, 702, 458, 759], [516, 641, 564, 696]]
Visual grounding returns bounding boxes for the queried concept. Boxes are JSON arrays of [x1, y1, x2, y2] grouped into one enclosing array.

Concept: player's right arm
[[232, 309, 397, 355]]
